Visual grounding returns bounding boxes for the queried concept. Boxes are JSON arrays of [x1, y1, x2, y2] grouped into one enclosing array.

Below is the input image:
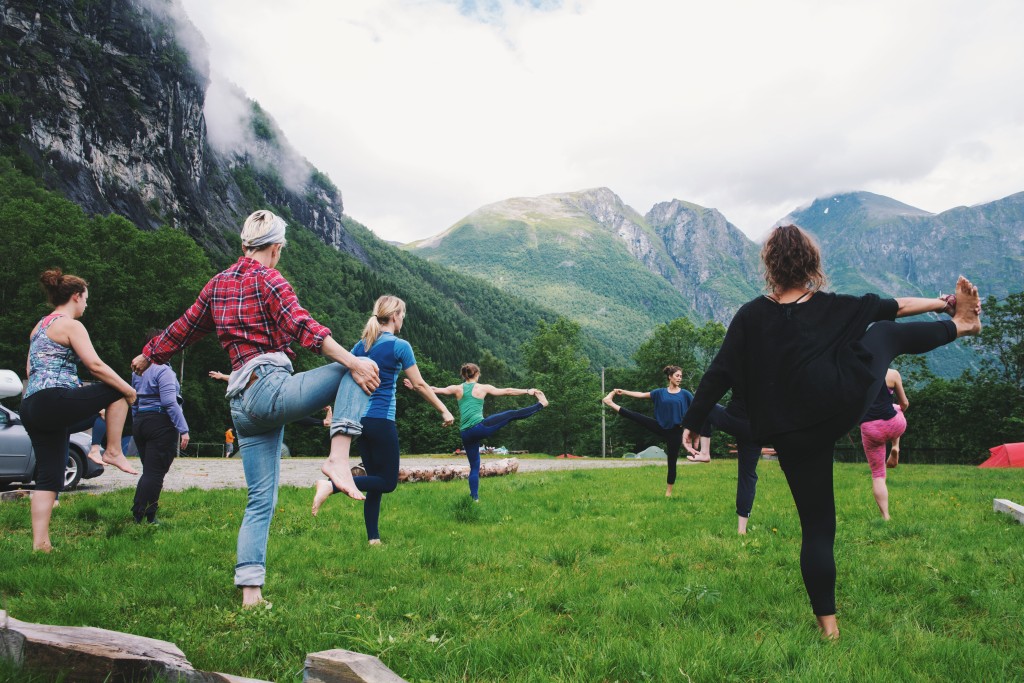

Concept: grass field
[[0, 459, 1021, 682]]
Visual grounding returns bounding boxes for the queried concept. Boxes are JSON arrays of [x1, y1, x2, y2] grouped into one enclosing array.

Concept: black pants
[[706, 404, 762, 517], [132, 411, 178, 522], [21, 384, 123, 492], [618, 408, 712, 484], [354, 417, 400, 541], [773, 319, 957, 616]]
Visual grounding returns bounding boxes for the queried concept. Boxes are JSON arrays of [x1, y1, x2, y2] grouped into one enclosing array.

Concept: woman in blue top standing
[[312, 296, 454, 543], [603, 365, 711, 497], [20, 269, 138, 552], [130, 329, 190, 523]]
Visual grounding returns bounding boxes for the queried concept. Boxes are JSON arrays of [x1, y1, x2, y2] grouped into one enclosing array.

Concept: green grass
[[0, 462, 1021, 682]]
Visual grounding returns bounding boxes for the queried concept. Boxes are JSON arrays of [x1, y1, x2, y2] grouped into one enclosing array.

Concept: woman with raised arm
[[312, 296, 454, 543], [602, 365, 712, 497], [681, 224, 981, 639], [411, 362, 547, 501], [859, 367, 910, 520], [20, 268, 138, 552], [131, 209, 380, 608]]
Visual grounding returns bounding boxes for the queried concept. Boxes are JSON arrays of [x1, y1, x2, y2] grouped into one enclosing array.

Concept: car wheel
[[64, 449, 84, 490]]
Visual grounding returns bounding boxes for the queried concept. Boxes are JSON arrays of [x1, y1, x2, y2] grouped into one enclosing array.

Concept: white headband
[[242, 216, 287, 249]]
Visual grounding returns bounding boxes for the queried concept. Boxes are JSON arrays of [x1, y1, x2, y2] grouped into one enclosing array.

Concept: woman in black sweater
[[681, 224, 981, 639]]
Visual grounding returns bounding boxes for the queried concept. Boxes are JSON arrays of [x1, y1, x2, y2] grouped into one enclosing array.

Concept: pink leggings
[[860, 406, 907, 479]]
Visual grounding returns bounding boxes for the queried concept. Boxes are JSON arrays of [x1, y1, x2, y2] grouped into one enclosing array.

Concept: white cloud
[[178, 0, 1024, 243]]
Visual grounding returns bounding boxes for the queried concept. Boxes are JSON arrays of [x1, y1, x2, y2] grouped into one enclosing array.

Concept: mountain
[[782, 191, 1024, 301], [407, 188, 766, 363], [408, 188, 702, 365], [0, 0, 574, 375]]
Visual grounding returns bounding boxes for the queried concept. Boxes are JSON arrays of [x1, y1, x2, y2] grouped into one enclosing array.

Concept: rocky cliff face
[[0, 0, 365, 260]]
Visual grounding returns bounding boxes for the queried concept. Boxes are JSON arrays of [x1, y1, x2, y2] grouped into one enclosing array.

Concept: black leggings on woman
[[20, 384, 123, 492], [353, 417, 400, 541], [132, 411, 178, 522], [774, 319, 956, 616], [705, 404, 762, 517], [618, 408, 711, 484]]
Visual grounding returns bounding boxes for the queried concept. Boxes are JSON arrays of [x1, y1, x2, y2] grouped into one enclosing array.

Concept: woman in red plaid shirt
[[132, 210, 379, 608]]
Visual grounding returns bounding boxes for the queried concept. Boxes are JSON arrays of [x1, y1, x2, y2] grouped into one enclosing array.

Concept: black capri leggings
[[20, 384, 124, 492], [618, 408, 711, 485], [773, 319, 956, 616], [705, 404, 762, 517]]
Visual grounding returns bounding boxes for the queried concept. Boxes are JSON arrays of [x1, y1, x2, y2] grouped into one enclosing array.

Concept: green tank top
[[458, 382, 485, 430]]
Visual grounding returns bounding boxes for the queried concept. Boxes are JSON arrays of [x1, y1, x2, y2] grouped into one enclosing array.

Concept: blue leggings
[[354, 417, 400, 541], [460, 402, 544, 499], [705, 404, 762, 517]]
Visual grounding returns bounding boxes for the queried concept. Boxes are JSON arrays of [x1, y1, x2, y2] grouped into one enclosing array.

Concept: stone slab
[[994, 498, 1024, 524]]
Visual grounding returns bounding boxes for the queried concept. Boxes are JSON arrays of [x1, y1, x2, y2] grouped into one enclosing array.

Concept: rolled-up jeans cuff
[[330, 418, 362, 438], [235, 563, 265, 587]]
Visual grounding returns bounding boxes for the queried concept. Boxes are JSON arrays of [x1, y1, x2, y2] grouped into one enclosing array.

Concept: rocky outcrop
[[0, 0, 366, 260]]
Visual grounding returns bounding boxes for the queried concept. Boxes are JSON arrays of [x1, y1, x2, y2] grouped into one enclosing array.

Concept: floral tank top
[[24, 314, 81, 398]]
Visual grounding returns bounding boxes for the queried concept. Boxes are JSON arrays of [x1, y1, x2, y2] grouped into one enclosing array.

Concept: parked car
[[0, 403, 104, 490]]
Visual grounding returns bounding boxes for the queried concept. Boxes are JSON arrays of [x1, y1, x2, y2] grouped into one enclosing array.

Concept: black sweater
[[682, 292, 898, 440]]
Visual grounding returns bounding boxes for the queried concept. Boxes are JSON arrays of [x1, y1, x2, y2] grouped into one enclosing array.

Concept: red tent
[[979, 443, 1024, 468]]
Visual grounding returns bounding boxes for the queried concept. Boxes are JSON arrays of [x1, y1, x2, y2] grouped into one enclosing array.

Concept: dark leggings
[[461, 402, 544, 499], [774, 319, 957, 616], [354, 417, 400, 541], [617, 408, 686, 484], [20, 384, 123, 492], [705, 404, 762, 517], [132, 412, 178, 522]]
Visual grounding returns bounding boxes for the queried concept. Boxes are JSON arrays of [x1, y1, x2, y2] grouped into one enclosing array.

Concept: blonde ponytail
[[361, 295, 406, 350]]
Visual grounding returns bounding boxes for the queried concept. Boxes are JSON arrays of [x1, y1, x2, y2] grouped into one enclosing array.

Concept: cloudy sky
[[178, 0, 1024, 243]]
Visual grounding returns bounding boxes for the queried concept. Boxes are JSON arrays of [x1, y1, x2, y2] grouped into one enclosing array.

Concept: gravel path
[[70, 456, 668, 495]]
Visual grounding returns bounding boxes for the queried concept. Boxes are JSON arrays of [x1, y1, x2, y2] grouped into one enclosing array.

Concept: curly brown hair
[[39, 268, 88, 306], [760, 224, 828, 294]]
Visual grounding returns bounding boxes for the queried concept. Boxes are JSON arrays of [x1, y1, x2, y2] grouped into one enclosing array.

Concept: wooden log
[[994, 498, 1024, 524], [0, 610, 269, 682], [304, 649, 406, 683], [395, 458, 518, 484], [0, 489, 31, 503]]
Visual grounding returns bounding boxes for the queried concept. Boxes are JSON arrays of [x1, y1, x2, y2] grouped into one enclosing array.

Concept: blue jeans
[[460, 402, 544, 499], [229, 362, 370, 587]]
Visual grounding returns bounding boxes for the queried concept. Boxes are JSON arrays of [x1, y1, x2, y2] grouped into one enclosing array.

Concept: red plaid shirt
[[143, 257, 331, 369]]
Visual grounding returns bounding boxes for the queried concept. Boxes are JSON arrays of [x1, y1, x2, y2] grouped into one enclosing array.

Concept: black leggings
[[618, 408, 711, 484], [132, 412, 178, 522], [705, 404, 762, 517], [21, 384, 123, 492], [354, 417, 400, 541], [773, 319, 956, 616]]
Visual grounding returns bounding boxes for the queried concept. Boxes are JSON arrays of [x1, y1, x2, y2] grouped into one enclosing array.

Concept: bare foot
[[311, 479, 333, 517], [87, 445, 104, 466], [952, 275, 982, 337], [535, 390, 549, 407], [241, 586, 271, 609], [602, 391, 618, 410], [321, 462, 365, 501], [101, 449, 138, 475], [816, 615, 840, 640], [686, 455, 711, 462], [665, 485, 673, 497], [886, 446, 900, 469], [33, 541, 52, 553], [368, 538, 382, 546]]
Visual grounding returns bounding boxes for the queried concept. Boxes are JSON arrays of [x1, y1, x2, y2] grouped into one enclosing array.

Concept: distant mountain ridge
[[408, 187, 1024, 369]]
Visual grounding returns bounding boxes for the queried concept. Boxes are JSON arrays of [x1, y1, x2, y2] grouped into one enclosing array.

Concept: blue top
[[132, 364, 189, 434], [650, 387, 694, 430], [351, 332, 416, 421], [24, 314, 81, 398]]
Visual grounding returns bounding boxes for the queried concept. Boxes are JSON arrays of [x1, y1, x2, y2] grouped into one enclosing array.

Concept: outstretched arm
[[615, 389, 652, 400], [404, 365, 454, 426], [895, 296, 948, 317], [483, 384, 533, 397], [402, 378, 460, 396], [208, 370, 229, 382]]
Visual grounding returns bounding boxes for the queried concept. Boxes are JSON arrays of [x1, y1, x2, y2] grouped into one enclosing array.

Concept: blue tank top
[[24, 314, 81, 398], [351, 332, 416, 421]]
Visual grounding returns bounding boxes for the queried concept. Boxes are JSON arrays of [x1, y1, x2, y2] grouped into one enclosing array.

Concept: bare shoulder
[[475, 383, 495, 398]]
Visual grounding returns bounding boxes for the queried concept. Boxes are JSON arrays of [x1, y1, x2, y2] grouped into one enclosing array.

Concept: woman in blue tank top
[[311, 296, 453, 543], [20, 269, 138, 552], [602, 365, 711, 497]]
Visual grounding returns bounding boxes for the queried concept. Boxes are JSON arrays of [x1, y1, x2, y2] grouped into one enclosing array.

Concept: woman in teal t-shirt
[[414, 363, 546, 501], [603, 365, 711, 497]]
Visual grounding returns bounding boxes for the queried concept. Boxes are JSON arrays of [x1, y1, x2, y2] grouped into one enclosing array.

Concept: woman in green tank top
[[410, 362, 547, 500]]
